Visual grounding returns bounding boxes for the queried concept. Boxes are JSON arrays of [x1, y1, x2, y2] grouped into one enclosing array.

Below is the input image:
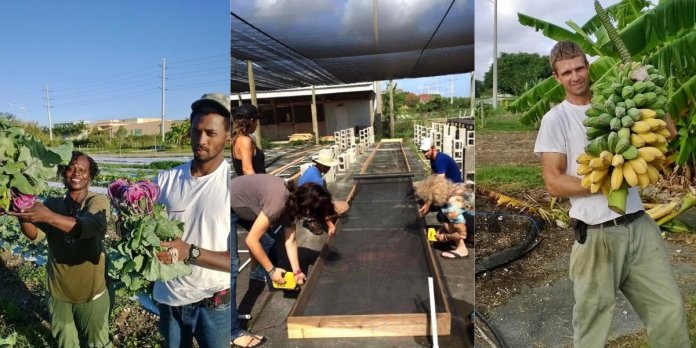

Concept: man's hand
[[157, 238, 189, 264], [270, 267, 287, 284], [9, 202, 54, 224], [419, 201, 431, 216]]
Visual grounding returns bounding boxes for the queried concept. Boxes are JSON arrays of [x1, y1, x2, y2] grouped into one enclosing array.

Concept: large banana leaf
[[667, 74, 696, 120], [518, 13, 600, 56], [581, 0, 651, 34], [508, 77, 559, 114], [646, 31, 696, 77], [599, 0, 696, 59]]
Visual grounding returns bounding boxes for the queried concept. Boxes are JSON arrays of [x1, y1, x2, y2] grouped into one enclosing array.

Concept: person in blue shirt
[[418, 137, 463, 215], [297, 149, 349, 235]]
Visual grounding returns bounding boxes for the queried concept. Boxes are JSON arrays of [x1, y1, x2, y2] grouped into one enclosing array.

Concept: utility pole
[[492, 0, 498, 108], [450, 75, 454, 105], [160, 58, 167, 143], [44, 85, 53, 140]]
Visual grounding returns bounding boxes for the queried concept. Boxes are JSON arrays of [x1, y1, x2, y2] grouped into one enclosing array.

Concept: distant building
[[92, 117, 181, 138], [235, 82, 378, 141]]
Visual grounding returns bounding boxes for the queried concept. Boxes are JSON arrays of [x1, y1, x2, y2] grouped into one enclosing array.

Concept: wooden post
[[247, 60, 262, 149], [311, 85, 319, 145]]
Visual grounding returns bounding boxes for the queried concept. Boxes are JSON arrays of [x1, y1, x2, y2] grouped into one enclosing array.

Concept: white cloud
[[253, 0, 333, 21], [474, 0, 620, 79], [340, 0, 442, 39]]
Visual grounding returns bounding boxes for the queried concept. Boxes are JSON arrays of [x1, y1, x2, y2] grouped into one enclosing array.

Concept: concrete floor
[[233, 141, 473, 347]]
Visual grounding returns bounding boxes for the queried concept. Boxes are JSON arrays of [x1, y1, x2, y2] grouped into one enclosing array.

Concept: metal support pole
[[311, 85, 319, 145], [247, 60, 261, 149]]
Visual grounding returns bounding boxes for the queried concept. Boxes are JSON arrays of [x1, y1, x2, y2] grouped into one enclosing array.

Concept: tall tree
[[483, 52, 552, 96]]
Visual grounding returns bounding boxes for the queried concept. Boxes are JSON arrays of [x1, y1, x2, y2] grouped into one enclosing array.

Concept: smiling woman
[[9, 151, 112, 348]]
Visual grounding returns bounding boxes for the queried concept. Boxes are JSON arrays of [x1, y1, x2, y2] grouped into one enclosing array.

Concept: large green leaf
[[582, 0, 651, 34], [10, 174, 35, 195], [646, 30, 696, 77], [47, 143, 74, 164], [667, 73, 696, 119], [518, 13, 600, 56], [600, 0, 696, 59]]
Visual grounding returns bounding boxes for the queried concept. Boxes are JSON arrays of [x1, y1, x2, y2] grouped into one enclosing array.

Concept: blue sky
[[0, 1, 229, 126]]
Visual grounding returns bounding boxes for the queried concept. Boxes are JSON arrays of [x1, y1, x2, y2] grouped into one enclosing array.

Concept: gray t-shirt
[[534, 100, 642, 224], [230, 174, 292, 227]]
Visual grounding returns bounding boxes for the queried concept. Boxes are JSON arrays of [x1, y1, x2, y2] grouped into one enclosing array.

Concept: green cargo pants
[[47, 290, 112, 348], [569, 214, 689, 348]]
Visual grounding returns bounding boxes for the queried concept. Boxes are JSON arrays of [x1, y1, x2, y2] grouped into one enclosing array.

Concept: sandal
[[232, 330, 267, 348]]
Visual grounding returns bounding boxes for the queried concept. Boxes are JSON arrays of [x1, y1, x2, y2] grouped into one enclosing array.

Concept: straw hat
[[313, 149, 339, 167]]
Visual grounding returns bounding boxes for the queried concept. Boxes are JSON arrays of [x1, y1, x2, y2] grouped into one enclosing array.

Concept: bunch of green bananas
[[577, 64, 670, 213]]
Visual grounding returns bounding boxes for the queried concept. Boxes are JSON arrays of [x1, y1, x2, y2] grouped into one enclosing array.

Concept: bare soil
[[475, 191, 574, 310], [476, 131, 540, 167]]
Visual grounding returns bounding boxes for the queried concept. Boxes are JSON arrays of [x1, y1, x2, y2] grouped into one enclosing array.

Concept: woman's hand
[[326, 220, 336, 235], [294, 270, 307, 285], [9, 202, 54, 224]]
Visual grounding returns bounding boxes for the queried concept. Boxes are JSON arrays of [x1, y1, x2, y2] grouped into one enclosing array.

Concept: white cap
[[420, 137, 433, 151], [313, 148, 339, 167]]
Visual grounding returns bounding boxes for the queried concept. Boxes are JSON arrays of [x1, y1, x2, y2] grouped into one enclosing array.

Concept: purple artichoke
[[108, 179, 160, 216], [11, 190, 36, 212]]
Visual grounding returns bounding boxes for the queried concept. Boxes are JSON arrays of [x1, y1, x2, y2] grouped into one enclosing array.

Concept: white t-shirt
[[534, 100, 642, 225], [152, 160, 231, 306]]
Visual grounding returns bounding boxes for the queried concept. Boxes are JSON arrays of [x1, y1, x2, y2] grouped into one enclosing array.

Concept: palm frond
[[646, 30, 696, 77], [518, 13, 600, 56], [581, 0, 652, 34], [599, 0, 696, 59]]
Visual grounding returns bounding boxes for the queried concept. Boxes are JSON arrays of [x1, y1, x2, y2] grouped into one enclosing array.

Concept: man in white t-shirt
[[534, 41, 688, 347], [152, 93, 261, 347]]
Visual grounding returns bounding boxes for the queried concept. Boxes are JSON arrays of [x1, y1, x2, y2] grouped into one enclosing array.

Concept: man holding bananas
[[534, 41, 688, 347]]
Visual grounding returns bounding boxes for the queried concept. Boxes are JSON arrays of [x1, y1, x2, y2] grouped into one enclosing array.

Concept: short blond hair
[[549, 41, 589, 74]]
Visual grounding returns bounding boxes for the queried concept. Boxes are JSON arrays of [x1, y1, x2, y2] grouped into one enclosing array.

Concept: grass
[[475, 113, 538, 133], [476, 165, 544, 193]]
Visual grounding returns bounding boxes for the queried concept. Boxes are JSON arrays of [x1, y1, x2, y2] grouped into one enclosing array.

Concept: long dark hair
[[230, 118, 257, 149], [285, 181, 337, 222]]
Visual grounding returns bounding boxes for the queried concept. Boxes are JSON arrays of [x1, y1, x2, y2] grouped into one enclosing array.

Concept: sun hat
[[191, 93, 231, 118], [420, 137, 433, 151], [313, 149, 339, 167], [235, 103, 261, 120]]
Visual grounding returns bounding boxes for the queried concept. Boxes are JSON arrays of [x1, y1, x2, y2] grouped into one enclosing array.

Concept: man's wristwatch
[[186, 244, 200, 265]]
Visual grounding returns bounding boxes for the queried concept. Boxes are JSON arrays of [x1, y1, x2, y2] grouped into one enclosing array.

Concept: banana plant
[[510, 0, 696, 169]]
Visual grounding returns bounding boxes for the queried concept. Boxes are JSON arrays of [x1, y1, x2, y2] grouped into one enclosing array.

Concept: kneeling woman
[[231, 174, 336, 286], [12, 151, 111, 348]]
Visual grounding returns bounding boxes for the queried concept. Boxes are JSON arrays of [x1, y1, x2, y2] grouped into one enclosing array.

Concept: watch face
[[192, 248, 200, 258]]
